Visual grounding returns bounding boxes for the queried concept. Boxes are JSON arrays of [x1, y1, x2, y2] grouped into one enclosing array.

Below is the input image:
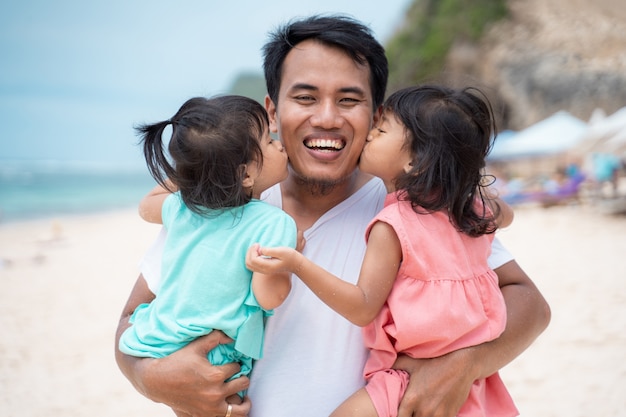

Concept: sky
[[0, 0, 411, 168]]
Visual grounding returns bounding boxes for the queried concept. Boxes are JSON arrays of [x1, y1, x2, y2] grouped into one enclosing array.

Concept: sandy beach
[[1, 204, 625, 416]]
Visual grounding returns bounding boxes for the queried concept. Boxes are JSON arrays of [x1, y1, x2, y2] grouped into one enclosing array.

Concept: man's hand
[[122, 331, 251, 417], [395, 351, 474, 417]]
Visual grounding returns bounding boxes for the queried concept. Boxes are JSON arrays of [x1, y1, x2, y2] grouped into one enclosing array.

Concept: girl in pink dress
[[246, 85, 517, 417]]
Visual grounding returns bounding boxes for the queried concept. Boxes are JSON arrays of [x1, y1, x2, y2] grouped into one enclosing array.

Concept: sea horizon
[[0, 159, 156, 224]]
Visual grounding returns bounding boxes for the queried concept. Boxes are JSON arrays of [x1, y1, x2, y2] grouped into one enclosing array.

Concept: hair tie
[[480, 174, 496, 187], [170, 118, 186, 128]]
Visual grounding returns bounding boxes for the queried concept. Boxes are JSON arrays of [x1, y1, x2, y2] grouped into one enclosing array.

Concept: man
[[115, 15, 550, 417]]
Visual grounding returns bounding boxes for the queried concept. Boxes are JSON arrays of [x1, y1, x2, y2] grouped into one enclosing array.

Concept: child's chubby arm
[[248, 231, 305, 311], [484, 186, 514, 229], [489, 196, 514, 229], [250, 269, 292, 311], [246, 222, 400, 327], [139, 180, 178, 224]]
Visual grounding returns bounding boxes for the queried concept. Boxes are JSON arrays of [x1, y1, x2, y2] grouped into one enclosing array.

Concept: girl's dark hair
[[387, 85, 499, 237], [263, 14, 388, 110], [136, 95, 267, 214]]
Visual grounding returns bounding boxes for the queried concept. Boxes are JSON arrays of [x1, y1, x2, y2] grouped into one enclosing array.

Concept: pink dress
[[363, 193, 517, 417]]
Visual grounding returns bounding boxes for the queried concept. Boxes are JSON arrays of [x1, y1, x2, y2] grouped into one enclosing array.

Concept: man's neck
[[281, 170, 373, 231]]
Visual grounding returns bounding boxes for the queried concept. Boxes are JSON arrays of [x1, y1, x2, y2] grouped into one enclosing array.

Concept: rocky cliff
[[393, 0, 626, 130]]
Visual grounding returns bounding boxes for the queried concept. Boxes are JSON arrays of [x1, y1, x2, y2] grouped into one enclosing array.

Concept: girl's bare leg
[[330, 388, 378, 417]]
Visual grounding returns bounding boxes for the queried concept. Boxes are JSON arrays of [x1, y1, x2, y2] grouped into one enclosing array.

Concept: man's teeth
[[305, 139, 344, 149]]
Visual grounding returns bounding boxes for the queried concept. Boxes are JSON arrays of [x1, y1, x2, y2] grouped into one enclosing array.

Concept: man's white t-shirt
[[139, 178, 514, 417]]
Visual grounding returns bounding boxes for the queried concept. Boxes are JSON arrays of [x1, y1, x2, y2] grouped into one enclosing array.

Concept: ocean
[[0, 160, 157, 224]]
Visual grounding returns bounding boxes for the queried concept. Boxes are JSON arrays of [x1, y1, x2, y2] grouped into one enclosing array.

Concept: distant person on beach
[[589, 152, 622, 197], [246, 85, 517, 417], [118, 95, 297, 417], [115, 15, 550, 417]]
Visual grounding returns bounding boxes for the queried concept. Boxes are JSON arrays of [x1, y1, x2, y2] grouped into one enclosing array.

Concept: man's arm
[[395, 259, 551, 417], [114, 274, 251, 417]]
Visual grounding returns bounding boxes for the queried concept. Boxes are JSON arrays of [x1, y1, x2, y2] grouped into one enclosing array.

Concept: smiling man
[[264, 37, 378, 226]]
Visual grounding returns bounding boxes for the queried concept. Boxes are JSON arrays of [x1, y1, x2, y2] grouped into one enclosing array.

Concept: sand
[[1, 204, 625, 416]]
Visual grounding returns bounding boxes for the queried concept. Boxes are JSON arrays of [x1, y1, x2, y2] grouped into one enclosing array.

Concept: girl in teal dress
[[119, 95, 297, 417]]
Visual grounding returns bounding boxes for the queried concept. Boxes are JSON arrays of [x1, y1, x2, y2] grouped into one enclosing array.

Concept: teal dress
[[120, 193, 297, 390]]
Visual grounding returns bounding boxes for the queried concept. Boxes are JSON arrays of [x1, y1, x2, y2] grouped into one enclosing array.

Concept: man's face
[[265, 39, 377, 187]]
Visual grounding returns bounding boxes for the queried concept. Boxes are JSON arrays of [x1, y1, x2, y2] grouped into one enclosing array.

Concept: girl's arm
[[490, 196, 514, 228], [246, 221, 401, 326], [250, 230, 306, 310], [484, 186, 514, 228], [251, 270, 292, 310], [139, 181, 177, 224]]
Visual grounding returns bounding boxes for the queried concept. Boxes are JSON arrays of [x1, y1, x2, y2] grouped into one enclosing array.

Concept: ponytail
[[136, 119, 177, 192]]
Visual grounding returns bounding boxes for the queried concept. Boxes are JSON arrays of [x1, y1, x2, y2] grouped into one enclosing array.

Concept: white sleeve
[[138, 227, 166, 294], [487, 236, 514, 270]]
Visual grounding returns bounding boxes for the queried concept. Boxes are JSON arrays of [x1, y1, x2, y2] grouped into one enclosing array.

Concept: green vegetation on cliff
[[386, 0, 508, 91], [229, 72, 267, 105]]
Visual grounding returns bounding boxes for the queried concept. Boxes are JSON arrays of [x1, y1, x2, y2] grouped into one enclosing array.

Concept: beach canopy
[[489, 111, 588, 161], [573, 106, 626, 156]]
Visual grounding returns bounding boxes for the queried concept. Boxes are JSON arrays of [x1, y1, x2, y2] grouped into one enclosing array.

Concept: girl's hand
[[245, 244, 299, 275]]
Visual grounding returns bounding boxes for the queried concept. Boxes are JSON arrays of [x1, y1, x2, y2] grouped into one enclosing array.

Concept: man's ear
[[372, 105, 383, 127], [265, 95, 278, 133]]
